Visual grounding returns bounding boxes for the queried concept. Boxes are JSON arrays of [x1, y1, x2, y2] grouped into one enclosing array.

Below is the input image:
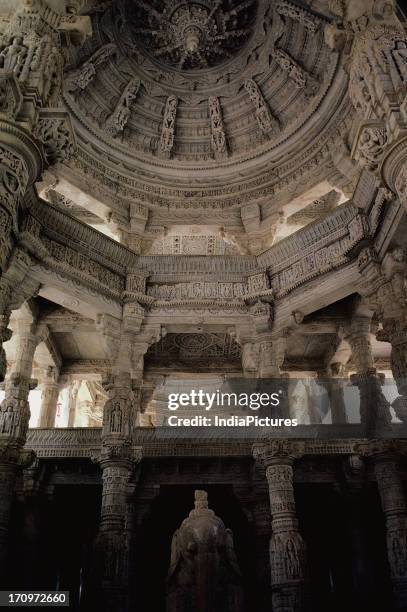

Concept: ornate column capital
[[252, 440, 305, 466]]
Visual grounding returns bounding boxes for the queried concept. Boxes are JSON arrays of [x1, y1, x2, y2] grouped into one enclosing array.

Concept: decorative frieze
[[147, 282, 248, 300], [260, 204, 371, 298], [30, 200, 139, 270], [275, 0, 320, 32], [41, 236, 124, 294], [24, 428, 375, 460], [138, 255, 258, 278]]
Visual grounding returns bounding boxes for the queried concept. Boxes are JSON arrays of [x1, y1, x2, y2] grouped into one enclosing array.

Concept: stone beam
[[34, 330, 63, 370], [37, 173, 114, 226], [60, 359, 109, 378], [36, 271, 122, 319], [273, 261, 361, 334]]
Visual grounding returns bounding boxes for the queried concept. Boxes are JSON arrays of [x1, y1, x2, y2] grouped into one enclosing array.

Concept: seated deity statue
[[166, 490, 244, 612]]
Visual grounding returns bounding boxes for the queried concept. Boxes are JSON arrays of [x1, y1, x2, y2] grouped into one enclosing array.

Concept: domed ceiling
[[129, 0, 257, 71], [58, 0, 352, 218]]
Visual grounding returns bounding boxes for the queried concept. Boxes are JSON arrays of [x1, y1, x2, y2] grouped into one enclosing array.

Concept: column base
[[272, 582, 305, 612]]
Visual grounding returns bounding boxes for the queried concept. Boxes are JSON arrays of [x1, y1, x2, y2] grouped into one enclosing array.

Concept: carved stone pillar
[[390, 328, 407, 397], [347, 315, 391, 433], [359, 442, 407, 610], [241, 341, 259, 378], [258, 335, 286, 378], [92, 372, 142, 612], [253, 442, 306, 612], [317, 363, 348, 424], [379, 321, 407, 423], [359, 247, 407, 423], [0, 317, 40, 571], [0, 283, 12, 384], [92, 297, 158, 609], [252, 483, 272, 612], [67, 380, 81, 427], [38, 366, 60, 428], [15, 459, 43, 589]]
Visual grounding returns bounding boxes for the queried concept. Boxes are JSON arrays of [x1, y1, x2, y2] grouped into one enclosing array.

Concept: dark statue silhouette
[[167, 490, 244, 612]]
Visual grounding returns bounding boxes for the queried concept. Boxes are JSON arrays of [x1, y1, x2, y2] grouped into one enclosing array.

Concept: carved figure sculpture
[[106, 78, 140, 136], [0, 37, 27, 75], [159, 95, 178, 154], [66, 43, 117, 94], [208, 97, 227, 157], [167, 490, 244, 612]]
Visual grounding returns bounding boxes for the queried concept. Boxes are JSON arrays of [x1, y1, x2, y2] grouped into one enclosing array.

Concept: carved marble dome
[[128, 0, 257, 71], [62, 0, 349, 190]]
